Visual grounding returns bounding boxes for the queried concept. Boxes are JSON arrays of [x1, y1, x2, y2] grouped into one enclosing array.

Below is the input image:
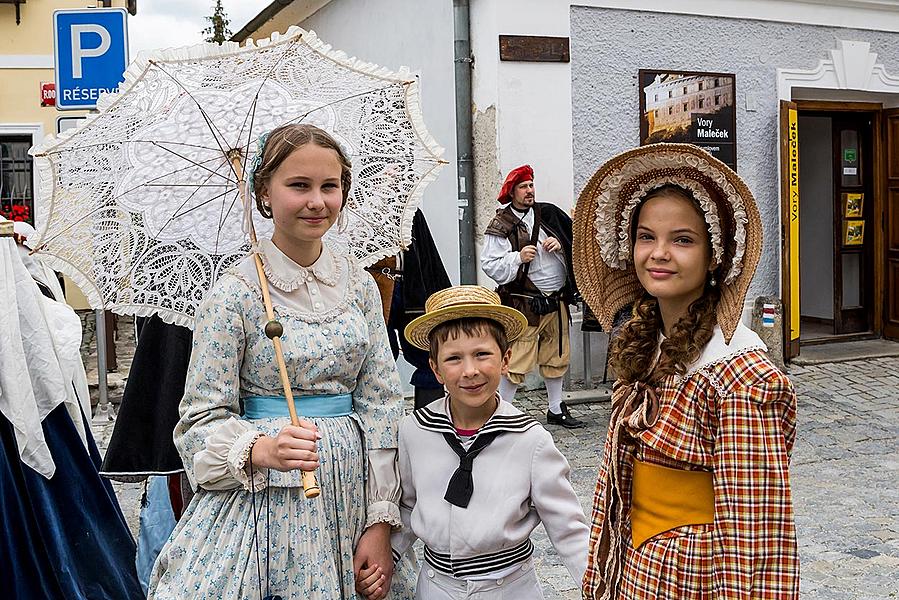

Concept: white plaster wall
[[798, 115, 834, 320], [300, 0, 460, 283], [569, 7, 899, 303], [469, 0, 574, 288]]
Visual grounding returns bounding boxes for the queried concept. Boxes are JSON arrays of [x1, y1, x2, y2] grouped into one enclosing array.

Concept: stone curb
[[564, 387, 612, 405], [792, 350, 899, 366], [86, 372, 127, 390]]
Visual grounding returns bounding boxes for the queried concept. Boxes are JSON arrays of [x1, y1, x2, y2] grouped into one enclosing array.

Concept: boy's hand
[[355, 563, 386, 599], [250, 420, 321, 472], [353, 523, 393, 600]]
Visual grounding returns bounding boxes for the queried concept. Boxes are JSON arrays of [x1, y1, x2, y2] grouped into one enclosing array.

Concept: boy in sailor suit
[[357, 285, 588, 599]]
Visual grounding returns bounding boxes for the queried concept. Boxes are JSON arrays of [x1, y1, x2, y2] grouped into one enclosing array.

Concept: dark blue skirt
[[0, 403, 143, 599]]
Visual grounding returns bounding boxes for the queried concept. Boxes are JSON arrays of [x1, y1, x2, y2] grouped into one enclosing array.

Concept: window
[[654, 93, 658, 102], [683, 86, 688, 95], [668, 106, 673, 115], [668, 90, 673, 99], [715, 95, 721, 106], [683, 102, 688, 112], [698, 82, 703, 91], [653, 109, 658, 118], [714, 78, 720, 87], [0, 136, 34, 225], [698, 98, 704, 108]]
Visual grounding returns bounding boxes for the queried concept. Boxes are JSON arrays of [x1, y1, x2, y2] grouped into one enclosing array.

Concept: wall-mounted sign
[[40, 82, 56, 107], [53, 8, 129, 110], [499, 35, 569, 62], [639, 70, 737, 170]]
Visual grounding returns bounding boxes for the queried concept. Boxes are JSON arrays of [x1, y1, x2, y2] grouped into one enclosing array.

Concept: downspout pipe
[[453, 0, 477, 284]]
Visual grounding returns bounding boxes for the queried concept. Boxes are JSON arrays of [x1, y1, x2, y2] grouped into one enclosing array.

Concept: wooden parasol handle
[[231, 151, 320, 499]]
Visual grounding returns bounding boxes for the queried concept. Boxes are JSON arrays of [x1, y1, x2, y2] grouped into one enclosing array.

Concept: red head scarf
[[497, 165, 534, 204]]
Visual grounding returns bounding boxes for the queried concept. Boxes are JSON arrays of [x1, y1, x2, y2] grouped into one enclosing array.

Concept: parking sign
[[54, 8, 129, 110]]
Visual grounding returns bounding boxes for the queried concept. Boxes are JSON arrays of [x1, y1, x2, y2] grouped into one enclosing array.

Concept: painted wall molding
[[778, 40, 899, 99], [0, 55, 54, 69]]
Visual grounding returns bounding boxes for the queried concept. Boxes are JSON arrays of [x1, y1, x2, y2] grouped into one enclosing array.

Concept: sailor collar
[[256, 238, 341, 292], [413, 395, 539, 439]]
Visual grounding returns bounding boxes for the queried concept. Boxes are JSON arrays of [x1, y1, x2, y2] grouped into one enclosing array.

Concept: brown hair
[[610, 184, 723, 385], [252, 124, 353, 219], [427, 318, 510, 363]]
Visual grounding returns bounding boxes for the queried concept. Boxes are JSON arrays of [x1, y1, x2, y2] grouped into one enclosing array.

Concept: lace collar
[[684, 321, 767, 376], [413, 394, 539, 437], [255, 238, 341, 292]]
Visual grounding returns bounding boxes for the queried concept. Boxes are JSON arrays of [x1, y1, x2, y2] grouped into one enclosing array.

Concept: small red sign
[[41, 82, 56, 107]]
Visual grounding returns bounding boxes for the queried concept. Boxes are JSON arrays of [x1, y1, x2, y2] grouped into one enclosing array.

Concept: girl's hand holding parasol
[[250, 421, 321, 473]]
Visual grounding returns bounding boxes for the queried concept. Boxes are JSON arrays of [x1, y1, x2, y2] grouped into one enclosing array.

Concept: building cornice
[[0, 55, 54, 69]]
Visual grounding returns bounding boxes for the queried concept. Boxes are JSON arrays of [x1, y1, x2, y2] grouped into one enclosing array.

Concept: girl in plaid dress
[[571, 144, 799, 599]]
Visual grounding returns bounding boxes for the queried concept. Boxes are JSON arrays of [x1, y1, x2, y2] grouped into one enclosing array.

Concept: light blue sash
[[242, 393, 353, 419]]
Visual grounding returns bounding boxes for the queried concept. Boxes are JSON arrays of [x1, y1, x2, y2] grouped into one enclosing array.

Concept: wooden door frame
[[792, 100, 885, 341]]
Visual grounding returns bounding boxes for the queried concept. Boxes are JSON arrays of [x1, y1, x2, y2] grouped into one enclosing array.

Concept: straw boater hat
[[404, 285, 528, 351], [572, 143, 762, 343]]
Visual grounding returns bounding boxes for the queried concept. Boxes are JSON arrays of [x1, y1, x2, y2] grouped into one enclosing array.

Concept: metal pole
[[93, 309, 113, 421], [453, 0, 477, 284]]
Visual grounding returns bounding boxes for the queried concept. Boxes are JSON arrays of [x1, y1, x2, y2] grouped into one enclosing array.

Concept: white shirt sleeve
[[531, 430, 590, 585], [480, 234, 523, 285], [365, 449, 402, 529]]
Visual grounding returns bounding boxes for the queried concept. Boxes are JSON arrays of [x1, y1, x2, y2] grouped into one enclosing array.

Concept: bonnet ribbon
[[586, 380, 660, 600]]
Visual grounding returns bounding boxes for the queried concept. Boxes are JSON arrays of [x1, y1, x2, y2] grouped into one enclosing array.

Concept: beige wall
[[1, 0, 130, 309]]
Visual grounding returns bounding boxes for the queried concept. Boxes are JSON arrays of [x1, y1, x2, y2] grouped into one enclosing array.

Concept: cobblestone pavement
[[90, 324, 899, 598]]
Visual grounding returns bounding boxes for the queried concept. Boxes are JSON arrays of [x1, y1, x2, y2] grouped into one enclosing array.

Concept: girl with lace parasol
[[149, 124, 414, 599], [573, 144, 799, 599]]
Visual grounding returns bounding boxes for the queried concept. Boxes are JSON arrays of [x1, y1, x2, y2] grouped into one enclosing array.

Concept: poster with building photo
[[639, 70, 737, 170]]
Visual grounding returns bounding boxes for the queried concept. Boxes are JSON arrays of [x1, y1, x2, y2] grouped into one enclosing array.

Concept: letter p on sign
[[70, 24, 112, 79]]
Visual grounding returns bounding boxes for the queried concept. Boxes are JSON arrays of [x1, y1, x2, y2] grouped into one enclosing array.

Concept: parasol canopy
[[30, 26, 446, 329]]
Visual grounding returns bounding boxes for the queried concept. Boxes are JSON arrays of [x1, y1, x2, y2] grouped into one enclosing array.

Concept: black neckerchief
[[441, 431, 502, 508]]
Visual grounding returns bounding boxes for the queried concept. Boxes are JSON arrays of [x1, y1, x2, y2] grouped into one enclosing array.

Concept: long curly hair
[[610, 185, 724, 385]]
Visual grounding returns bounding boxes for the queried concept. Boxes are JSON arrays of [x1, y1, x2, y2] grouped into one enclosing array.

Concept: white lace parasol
[[30, 27, 445, 329]]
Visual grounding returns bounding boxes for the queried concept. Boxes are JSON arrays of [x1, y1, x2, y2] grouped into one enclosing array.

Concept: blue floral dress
[[148, 241, 415, 599]]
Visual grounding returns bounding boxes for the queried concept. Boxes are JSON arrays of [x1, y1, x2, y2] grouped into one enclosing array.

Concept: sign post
[[53, 8, 129, 111]]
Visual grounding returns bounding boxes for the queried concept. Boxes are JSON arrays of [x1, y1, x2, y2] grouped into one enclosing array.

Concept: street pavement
[[90, 326, 899, 598]]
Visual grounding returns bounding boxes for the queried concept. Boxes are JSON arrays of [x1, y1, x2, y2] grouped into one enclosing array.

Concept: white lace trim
[[254, 239, 342, 291], [228, 258, 360, 324], [618, 175, 724, 268], [593, 149, 748, 283], [364, 500, 403, 530], [228, 430, 268, 492]]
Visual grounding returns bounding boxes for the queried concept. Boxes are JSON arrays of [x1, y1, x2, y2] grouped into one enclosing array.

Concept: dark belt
[[424, 539, 534, 578]]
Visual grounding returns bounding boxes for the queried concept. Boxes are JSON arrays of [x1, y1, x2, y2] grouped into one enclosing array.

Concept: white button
[[426, 569, 435, 578], [496, 578, 504, 586], [323, 329, 330, 335], [329, 360, 335, 366], [314, 302, 323, 310], [306, 274, 314, 282], [310, 288, 318, 295]]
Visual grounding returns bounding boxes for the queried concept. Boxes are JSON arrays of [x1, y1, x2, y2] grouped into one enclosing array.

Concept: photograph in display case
[[844, 219, 865, 246], [843, 192, 864, 218], [639, 70, 737, 170]]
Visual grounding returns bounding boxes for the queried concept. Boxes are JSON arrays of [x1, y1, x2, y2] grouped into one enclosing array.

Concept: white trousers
[[414, 560, 544, 600]]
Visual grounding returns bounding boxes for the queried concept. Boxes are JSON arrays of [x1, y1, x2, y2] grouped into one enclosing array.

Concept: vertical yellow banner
[[788, 108, 800, 341]]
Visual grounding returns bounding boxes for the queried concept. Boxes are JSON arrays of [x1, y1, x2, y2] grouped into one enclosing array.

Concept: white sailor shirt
[[391, 396, 589, 584]]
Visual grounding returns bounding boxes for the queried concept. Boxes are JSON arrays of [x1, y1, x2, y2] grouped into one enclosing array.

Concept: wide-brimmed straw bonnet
[[572, 143, 762, 343], [404, 285, 528, 351]]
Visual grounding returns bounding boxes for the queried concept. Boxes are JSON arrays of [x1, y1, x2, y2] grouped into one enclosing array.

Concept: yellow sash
[[630, 459, 714, 548]]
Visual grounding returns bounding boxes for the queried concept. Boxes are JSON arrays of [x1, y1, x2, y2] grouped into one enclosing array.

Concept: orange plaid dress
[[583, 347, 799, 599]]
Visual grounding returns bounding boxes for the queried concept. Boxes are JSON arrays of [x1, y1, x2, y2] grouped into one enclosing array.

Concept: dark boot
[[546, 402, 585, 429]]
